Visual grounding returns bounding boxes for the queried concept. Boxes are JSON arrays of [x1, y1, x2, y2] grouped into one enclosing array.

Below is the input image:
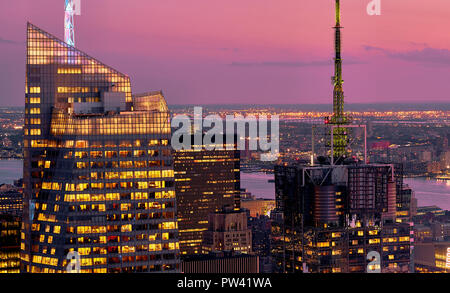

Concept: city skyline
[[1, 0, 450, 107], [0, 0, 449, 275]]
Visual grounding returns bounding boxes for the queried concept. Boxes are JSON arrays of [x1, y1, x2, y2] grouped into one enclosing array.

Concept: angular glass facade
[[22, 23, 179, 273]]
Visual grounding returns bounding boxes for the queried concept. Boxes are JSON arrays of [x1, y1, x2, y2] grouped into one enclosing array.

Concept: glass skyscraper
[[21, 23, 179, 273]]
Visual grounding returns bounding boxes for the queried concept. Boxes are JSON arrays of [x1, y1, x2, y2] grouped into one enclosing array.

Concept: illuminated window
[[29, 97, 41, 104], [29, 86, 41, 93]]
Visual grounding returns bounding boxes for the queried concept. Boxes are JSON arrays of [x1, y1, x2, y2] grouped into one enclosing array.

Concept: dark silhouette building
[[271, 163, 411, 273], [180, 252, 259, 273]]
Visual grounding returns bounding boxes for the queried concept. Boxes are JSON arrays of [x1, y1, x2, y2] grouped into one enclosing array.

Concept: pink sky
[[1, 0, 450, 106]]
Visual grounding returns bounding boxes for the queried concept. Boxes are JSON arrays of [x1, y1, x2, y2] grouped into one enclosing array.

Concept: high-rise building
[[0, 184, 23, 217], [271, 163, 411, 273], [202, 207, 252, 255], [174, 136, 240, 256], [180, 252, 259, 273], [0, 184, 23, 274], [240, 198, 275, 218], [248, 215, 272, 273], [414, 242, 450, 273], [0, 214, 21, 273], [21, 23, 179, 273], [269, 0, 413, 274]]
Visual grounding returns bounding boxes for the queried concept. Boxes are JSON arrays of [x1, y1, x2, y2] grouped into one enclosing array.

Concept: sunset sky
[[1, 0, 450, 106]]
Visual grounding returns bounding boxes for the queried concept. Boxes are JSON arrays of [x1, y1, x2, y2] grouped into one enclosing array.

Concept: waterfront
[[0, 159, 22, 184], [404, 178, 450, 211], [240, 172, 450, 211], [0, 160, 449, 210]]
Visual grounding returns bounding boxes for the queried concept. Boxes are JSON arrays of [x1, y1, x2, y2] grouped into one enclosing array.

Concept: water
[[0, 159, 22, 184], [1, 160, 449, 210], [404, 178, 450, 211], [240, 172, 450, 211], [240, 172, 275, 199]]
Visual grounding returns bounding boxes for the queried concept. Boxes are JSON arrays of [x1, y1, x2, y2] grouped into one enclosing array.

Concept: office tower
[[0, 184, 23, 217], [174, 136, 240, 256], [414, 243, 450, 273], [396, 185, 417, 224], [240, 198, 275, 218], [0, 184, 22, 273], [21, 23, 179, 273], [271, 163, 411, 273], [0, 214, 21, 273], [248, 215, 272, 273], [269, 0, 412, 274], [180, 252, 259, 273], [202, 207, 252, 255], [388, 163, 416, 223]]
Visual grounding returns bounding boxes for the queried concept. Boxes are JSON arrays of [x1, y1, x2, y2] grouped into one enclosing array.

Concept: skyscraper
[[202, 206, 252, 255], [271, 164, 411, 273], [270, 1, 411, 273], [0, 184, 23, 217], [0, 214, 21, 273], [21, 23, 179, 273], [174, 136, 240, 256]]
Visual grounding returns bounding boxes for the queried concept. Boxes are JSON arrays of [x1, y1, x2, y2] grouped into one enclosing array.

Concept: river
[[0, 159, 22, 185], [240, 172, 450, 211], [1, 160, 448, 210]]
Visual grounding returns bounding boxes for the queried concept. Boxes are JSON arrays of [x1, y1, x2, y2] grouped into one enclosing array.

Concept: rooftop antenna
[[312, 1, 368, 166], [325, 0, 352, 160], [64, 0, 81, 46]]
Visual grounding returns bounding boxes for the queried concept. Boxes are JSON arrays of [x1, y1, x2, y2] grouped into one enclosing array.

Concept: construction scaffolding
[[312, 124, 367, 165]]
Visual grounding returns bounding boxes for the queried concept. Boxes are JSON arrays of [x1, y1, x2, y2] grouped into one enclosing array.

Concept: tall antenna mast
[[64, 0, 80, 46], [326, 0, 351, 159], [313, 1, 366, 166], [333, 0, 343, 116]]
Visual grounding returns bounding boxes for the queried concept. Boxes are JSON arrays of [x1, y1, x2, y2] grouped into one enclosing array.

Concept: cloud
[[0, 37, 22, 45], [363, 45, 450, 65], [219, 48, 240, 52], [362, 45, 387, 53], [409, 42, 429, 48], [230, 58, 363, 68]]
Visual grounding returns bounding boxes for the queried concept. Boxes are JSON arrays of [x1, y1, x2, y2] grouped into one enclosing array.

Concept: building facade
[[0, 184, 22, 273], [414, 242, 450, 273], [180, 252, 259, 273], [21, 23, 179, 273], [241, 198, 275, 218], [0, 215, 21, 273], [202, 207, 252, 254], [0, 184, 23, 217], [174, 137, 240, 256], [271, 163, 411, 273]]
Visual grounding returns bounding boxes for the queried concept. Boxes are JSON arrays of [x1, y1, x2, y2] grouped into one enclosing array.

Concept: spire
[[64, 0, 81, 46], [326, 0, 351, 160], [64, 0, 75, 46], [332, 0, 344, 120]]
